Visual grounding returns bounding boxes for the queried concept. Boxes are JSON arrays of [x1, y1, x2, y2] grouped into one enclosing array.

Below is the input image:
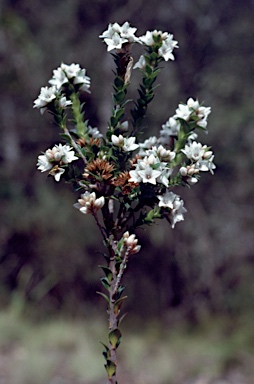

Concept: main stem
[[108, 254, 118, 384]]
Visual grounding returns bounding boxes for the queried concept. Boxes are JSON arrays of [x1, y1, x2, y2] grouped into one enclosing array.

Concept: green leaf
[[99, 266, 113, 282], [100, 277, 110, 291], [145, 64, 153, 75], [114, 76, 124, 89], [119, 312, 128, 325], [114, 285, 125, 300], [115, 108, 124, 121], [109, 328, 122, 349], [110, 116, 118, 128], [100, 341, 110, 361], [104, 359, 116, 378], [150, 52, 158, 61], [114, 296, 127, 315], [96, 291, 110, 304], [114, 90, 126, 104]]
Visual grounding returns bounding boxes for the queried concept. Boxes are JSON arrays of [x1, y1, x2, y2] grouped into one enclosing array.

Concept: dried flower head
[[84, 159, 115, 181], [111, 171, 139, 195]]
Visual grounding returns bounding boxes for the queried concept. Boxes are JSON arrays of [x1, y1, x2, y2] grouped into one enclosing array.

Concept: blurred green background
[[0, 0, 254, 383]]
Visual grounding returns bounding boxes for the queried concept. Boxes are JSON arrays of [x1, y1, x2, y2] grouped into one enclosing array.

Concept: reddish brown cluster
[[83, 159, 115, 182], [76, 137, 101, 147], [111, 171, 139, 195]]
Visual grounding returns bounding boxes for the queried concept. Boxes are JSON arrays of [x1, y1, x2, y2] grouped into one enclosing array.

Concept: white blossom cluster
[[99, 22, 139, 51], [33, 63, 91, 114], [37, 144, 78, 181], [122, 231, 141, 254], [99, 22, 178, 62], [129, 148, 174, 187], [139, 30, 179, 61], [174, 97, 211, 129], [157, 191, 187, 228], [111, 134, 139, 152], [73, 192, 105, 214]]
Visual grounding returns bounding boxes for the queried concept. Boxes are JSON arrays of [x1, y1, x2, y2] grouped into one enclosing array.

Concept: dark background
[[1, 0, 254, 325]]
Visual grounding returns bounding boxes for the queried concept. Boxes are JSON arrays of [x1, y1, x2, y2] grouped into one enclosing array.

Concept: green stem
[[62, 125, 87, 164]]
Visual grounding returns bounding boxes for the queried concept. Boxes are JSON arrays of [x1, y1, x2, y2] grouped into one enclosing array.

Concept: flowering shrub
[[34, 21, 215, 384]]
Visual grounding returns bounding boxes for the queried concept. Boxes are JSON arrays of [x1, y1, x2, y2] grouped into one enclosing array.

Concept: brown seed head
[[83, 159, 115, 181]]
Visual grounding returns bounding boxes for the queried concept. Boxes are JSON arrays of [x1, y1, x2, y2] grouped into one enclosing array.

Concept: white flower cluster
[[122, 231, 141, 254], [99, 22, 139, 51], [158, 98, 215, 185], [175, 97, 211, 129], [100, 22, 178, 62], [180, 141, 216, 184], [111, 134, 139, 152], [37, 144, 78, 181], [33, 63, 91, 113], [74, 192, 105, 215], [139, 30, 179, 61], [157, 191, 187, 228], [129, 146, 174, 187]]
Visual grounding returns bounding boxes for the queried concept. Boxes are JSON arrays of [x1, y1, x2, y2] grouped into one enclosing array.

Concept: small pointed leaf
[[104, 359, 116, 378], [114, 296, 127, 315], [100, 277, 110, 291], [96, 291, 110, 304], [109, 328, 122, 349]]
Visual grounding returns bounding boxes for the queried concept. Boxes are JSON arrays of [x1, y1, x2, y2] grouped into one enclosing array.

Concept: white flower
[[33, 86, 57, 110], [54, 144, 78, 164], [99, 22, 138, 51], [58, 96, 72, 108], [120, 21, 139, 42], [49, 67, 68, 89], [128, 169, 142, 183], [187, 132, 198, 142], [111, 134, 124, 146], [139, 31, 156, 46], [137, 153, 159, 169], [138, 166, 161, 185], [139, 30, 168, 46], [73, 68, 91, 93], [139, 30, 178, 60], [170, 195, 187, 228], [158, 191, 176, 209], [158, 35, 178, 61], [175, 98, 211, 129], [181, 141, 205, 162], [120, 121, 129, 132], [88, 126, 103, 138], [123, 137, 139, 152], [187, 97, 200, 110], [74, 192, 105, 214], [111, 135, 139, 152], [150, 145, 176, 162], [179, 165, 199, 185], [158, 191, 187, 228], [37, 154, 53, 172], [36, 144, 78, 181], [61, 63, 81, 78], [160, 117, 181, 144], [138, 136, 158, 156], [156, 168, 172, 187], [123, 231, 141, 254], [49, 166, 65, 182], [175, 103, 192, 121], [105, 32, 127, 51], [133, 55, 146, 70], [197, 155, 216, 174]]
